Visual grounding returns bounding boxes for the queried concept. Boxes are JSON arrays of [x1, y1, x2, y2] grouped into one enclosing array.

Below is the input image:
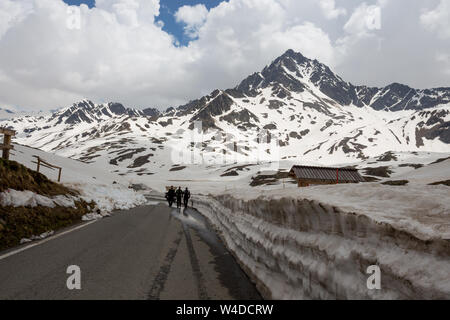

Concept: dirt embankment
[[0, 158, 93, 251]]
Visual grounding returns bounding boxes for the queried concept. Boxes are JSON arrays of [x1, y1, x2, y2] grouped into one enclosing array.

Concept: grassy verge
[[0, 158, 75, 196], [0, 158, 95, 251], [0, 200, 92, 251]]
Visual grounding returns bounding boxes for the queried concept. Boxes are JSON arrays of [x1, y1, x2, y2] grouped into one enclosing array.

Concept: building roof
[[289, 165, 365, 182]]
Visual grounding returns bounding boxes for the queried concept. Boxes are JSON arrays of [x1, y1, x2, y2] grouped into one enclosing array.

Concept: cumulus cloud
[[420, 0, 450, 39], [343, 2, 382, 36], [319, 0, 346, 19], [0, 0, 32, 38], [0, 0, 448, 111], [0, 0, 336, 110], [96, 0, 160, 25], [175, 4, 208, 38], [437, 53, 450, 75]]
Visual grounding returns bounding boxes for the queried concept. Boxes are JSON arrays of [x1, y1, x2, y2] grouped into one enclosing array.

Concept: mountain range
[[1, 49, 449, 177]]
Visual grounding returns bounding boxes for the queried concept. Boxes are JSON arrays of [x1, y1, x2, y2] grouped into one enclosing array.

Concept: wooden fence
[[32, 155, 63, 182]]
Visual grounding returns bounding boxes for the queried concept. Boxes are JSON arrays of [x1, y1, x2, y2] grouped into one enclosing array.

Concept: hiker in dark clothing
[[176, 187, 183, 209], [166, 186, 176, 207], [183, 187, 191, 208]]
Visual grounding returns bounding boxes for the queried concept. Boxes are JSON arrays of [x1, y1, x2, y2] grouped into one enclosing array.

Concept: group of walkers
[[165, 186, 191, 209]]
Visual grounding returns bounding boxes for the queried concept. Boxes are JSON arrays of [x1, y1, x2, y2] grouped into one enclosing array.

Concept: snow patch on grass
[[9, 144, 148, 214], [0, 189, 77, 208], [67, 183, 147, 214], [20, 230, 55, 244]]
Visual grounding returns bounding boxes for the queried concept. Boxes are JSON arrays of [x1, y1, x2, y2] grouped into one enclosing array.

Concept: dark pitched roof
[[289, 165, 365, 182]]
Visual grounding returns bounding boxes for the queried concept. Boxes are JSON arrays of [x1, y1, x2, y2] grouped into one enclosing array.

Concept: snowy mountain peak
[[46, 100, 159, 125], [1, 49, 449, 169], [236, 50, 450, 111]]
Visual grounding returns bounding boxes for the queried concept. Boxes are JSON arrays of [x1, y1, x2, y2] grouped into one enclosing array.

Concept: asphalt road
[[0, 202, 261, 300]]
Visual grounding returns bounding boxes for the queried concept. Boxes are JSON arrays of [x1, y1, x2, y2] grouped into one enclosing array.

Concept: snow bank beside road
[[195, 185, 450, 299], [233, 183, 450, 241], [67, 182, 147, 214]]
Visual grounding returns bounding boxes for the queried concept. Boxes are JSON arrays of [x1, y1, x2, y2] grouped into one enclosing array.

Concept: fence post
[[2, 134, 11, 160]]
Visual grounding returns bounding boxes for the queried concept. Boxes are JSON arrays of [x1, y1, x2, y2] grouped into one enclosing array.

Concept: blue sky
[[63, 0, 225, 46]]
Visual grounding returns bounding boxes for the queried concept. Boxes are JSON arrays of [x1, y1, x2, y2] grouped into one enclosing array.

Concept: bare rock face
[[415, 109, 450, 146], [189, 92, 235, 131], [235, 49, 449, 111], [52, 100, 155, 126]]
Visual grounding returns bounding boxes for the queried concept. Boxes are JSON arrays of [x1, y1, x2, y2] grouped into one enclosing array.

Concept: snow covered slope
[[394, 157, 450, 184], [0, 107, 15, 120], [0, 50, 449, 183], [10, 144, 146, 213]]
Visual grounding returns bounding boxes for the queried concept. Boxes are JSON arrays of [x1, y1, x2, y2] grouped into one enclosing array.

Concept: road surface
[[0, 202, 261, 300]]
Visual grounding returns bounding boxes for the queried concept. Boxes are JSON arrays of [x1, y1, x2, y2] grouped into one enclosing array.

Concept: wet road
[[0, 202, 261, 300]]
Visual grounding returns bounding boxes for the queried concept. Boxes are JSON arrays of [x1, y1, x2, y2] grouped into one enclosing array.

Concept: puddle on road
[[171, 207, 204, 227], [169, 206, 262, 300], [145, 197, 220, 247], [144, 196, 261, 299], [170, 207, 220, 247]]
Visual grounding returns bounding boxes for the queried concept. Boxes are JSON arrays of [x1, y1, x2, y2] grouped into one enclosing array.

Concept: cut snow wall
[[195, 195, 450, 300]]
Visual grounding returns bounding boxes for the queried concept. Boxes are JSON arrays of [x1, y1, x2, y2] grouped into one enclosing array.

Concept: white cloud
[[175, 4, 208, 38], [95, 0, 160, 26], [0, 0, 33, 38], [0, 0, 337, 110], [0, 0, 448, 111], [343, 2, 382, 36], [337, 1, 385, 65], [183, 0, 336, 94], [319, 0, 346, 19], [420, 0, 450, 39], [437, 53, 450, 75], [262, 23, 335, 66]]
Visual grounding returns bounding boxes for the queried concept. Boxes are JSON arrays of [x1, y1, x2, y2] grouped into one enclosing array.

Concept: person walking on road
[[166, 186, 176, 207], [176, 186, 183, 209], [183, 187, 191, 208]]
